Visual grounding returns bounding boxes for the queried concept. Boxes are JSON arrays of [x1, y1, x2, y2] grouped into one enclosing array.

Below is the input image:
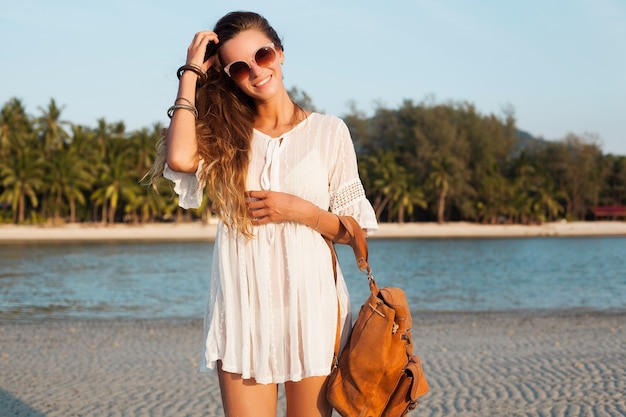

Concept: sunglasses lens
[[255, 47, 276, 67], [225, 45, 277, 80], [229, 62, 251, 80]]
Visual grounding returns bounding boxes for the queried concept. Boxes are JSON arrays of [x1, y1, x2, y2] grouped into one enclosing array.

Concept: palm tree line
[[1, 98, 170, 225], [1, 95, 624, 225]]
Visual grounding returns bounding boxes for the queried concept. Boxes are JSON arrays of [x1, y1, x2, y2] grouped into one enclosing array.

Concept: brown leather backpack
[[326, 216, 429, 417]]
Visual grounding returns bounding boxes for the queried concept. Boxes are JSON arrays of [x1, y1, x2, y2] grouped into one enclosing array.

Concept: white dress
[[164, 112, 378, 384]]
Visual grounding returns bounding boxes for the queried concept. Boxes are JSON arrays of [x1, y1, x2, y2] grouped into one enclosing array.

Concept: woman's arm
[[166, 31, 219, 173], [246, 190, 351, 244], [166, 73, 200, 173]]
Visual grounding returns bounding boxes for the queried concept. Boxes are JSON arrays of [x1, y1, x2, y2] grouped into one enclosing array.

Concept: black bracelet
[[176, 64, 207, 84]]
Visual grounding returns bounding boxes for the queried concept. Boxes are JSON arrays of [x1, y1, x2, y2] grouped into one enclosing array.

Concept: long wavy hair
[[148, 11, 284, 237]]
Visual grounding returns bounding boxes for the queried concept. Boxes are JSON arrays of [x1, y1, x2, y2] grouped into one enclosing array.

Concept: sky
[[1, 0, 625, 155]]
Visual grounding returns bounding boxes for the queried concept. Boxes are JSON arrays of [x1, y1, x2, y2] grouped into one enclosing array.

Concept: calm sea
[[1, 237, 625, 321]]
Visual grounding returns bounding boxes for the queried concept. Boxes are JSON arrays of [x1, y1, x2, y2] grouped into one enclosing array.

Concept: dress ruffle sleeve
[[163, 161, 205, 209], [329, 120, 378, 236], [331, 179, 378, 236]]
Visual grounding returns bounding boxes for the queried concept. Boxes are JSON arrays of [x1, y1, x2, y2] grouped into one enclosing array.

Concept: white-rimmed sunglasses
[[223, 43, 277, 81]]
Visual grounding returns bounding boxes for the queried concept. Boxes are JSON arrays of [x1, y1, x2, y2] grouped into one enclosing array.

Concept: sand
[[1, 312, 625, 417], [1, 220, 626, 243]]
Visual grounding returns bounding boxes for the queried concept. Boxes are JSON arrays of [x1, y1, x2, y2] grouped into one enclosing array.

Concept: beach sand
[[1, 312, 625, 417], [1, 220, 626, 243]]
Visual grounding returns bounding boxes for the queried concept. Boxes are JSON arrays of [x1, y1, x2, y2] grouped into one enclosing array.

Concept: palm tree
[[427, 156, 455, 223], [91, 140, 139, 224], [0, 100, 44, 223], [35, 99, 70, 157], [89, 119, 128, 223], [363, 150, 401, 220], [129, 123, 162, 177], [1, 98, 32, 160], [0, 145, 45, 223], [529, 182, 564, 223], [363, 149, 426, 222], [473, 173, 510, 224], [45, 147, 95, 223], [388, 175, 426, 223]]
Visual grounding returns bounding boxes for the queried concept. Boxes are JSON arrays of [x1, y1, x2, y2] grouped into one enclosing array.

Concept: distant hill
[[514, 129, 624, 157], [515, 128, 550, 152]]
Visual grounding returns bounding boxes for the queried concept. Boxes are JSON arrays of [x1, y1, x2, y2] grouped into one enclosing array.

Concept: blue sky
[[2, 0, 625, 155]]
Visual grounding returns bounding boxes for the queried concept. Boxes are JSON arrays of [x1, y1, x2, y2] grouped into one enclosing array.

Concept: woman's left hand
[[247, 190, 311, 226], [247, 190, 347, 241]]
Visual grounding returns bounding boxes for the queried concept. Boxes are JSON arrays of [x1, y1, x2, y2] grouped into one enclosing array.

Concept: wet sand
[[1, 312, 625, 416]]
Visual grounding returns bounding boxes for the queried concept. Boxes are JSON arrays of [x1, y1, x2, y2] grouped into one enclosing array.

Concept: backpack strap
[[336, 216, 370, 274], [326, 215, 376, 370]]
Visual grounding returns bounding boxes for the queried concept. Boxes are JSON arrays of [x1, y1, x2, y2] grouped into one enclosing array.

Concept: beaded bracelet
[[167, 104, 198, 119], [176, 64, 207, 84]]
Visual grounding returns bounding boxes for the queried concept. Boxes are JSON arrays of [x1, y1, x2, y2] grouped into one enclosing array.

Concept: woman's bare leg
[[217, 362, 278, 417], [284, 376, 332, 417]]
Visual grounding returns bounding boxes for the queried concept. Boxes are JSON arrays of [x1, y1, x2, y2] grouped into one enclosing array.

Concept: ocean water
[[1, 237, 625, 321]]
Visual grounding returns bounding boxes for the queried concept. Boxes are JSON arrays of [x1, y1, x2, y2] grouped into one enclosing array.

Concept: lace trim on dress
[[330, 178, 366, 213], [330, 179, 378, 236]]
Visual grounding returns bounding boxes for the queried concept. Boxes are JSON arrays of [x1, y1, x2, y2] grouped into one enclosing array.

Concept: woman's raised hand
[[187, 31, 219, 73]]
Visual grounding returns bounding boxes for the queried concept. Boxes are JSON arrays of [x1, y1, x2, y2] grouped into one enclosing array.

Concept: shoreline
[[1, 220, 626, 243], [2, 312, 624, 416]]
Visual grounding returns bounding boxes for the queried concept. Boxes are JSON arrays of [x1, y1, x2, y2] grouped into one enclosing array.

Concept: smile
[[254, 75, 272, 87]]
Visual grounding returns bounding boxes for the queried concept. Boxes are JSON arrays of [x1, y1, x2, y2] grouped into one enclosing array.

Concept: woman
[[150, 11, 377, 417]]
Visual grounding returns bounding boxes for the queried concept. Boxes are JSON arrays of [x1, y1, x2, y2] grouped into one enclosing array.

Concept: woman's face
[[219, 30, 285, 102]]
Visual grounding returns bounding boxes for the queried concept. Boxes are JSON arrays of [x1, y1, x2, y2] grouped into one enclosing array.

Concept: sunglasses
[[223, 43, 278, 81]]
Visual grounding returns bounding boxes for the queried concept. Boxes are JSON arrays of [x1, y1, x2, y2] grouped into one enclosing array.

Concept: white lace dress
[[164, 112, 378, 384]]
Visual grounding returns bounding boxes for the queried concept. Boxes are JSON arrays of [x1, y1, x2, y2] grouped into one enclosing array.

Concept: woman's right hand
[[187, 31, 219, 73], [166, 32, 218, 173]]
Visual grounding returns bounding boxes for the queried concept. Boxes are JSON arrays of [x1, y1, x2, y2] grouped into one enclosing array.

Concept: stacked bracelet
[[176, 64, 207, 84], [167, 104, 198, 119], [175, 97, 194, 107]]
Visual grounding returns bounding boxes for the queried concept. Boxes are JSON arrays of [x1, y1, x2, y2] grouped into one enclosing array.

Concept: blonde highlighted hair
[[149, 11, 285, 237]]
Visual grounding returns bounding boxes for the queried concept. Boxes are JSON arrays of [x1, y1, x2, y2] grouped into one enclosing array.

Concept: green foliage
[[346, 98, 625, 224], [0, 96, 624, 225], [0, 98, 182, 224]]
